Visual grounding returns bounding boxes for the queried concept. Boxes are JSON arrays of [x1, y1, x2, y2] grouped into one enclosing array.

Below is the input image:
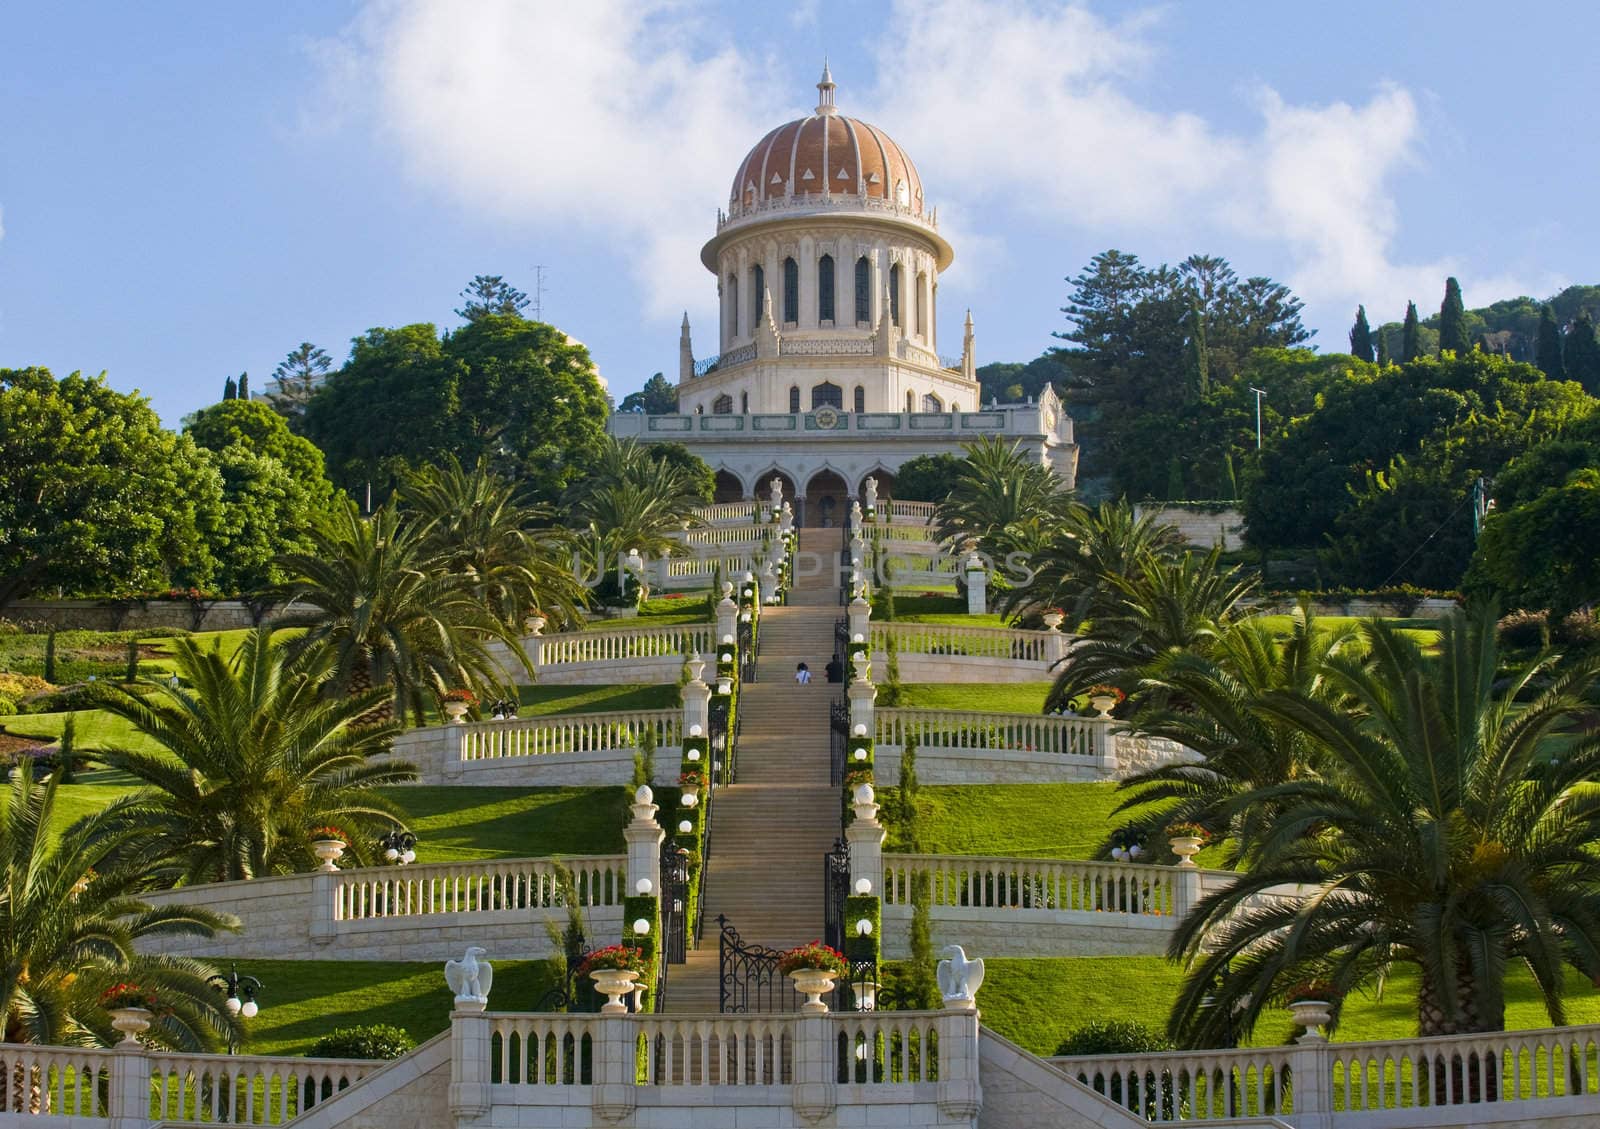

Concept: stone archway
[[805, 469, 849, 528], [754, 469, 798, 516], [858, 469, 896, 507], [713, 470, 745, 503]]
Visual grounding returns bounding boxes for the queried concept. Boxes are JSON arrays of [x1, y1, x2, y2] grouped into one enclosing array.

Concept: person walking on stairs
[[795, 662, 812, 684]]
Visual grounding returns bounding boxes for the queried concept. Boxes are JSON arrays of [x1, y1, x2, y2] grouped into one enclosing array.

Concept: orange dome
[[727, 66, 924, 216]]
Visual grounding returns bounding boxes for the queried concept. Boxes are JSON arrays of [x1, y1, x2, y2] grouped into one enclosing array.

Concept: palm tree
[[933, 436, 1071, 560], [996, 499, 1187, 626], [1044, 547, 1256, 711], [95, 628, 416, 883], [274, 500, 528, 723], [563, 437, 705, 598], [1108, 607, 1359, 864], [0, 763, 241, 1052], [1169, 610, 1600, 1046], [402, 455, 588, 631]]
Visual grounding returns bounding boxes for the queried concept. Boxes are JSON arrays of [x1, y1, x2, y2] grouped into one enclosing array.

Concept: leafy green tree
[[932, 436, 1071, 561], [1563, 312, 1600, 395], [564, 438, 707, 598], [1438, 277, 1470, 355], [893, 453, 967, 502], [1401, 301, 1421, 361], [1348, 305, 1374, 363], [1488, 413, 1600, 509], [642, 442, 714, 503], [187, 398, 333, 488], [618, 373, 678, 414], [1170, 612, 1600, 1042], [223, 375, 237, 401], [0, 763, 242, 1050], [267, 342, 333, 417], [456, 275, 530, 321], [97, 629, 415, 883], [0, 368, 223, 609], [1536, 304, 1566, 379], [1468, 468, 1600, 614], [274, 501, 526, 722]]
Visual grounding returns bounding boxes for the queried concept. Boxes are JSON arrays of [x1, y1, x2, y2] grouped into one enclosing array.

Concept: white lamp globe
[[689, 724, 703, 738], [854, 748, 868, 761], [240, 1000, 259, 1019], [852, 633, 864, 644], [635, 878, 653, 895], [681, 793, 698, 808], [632, 918, 650, 936], [854, 878, 872, 895], [721, 634, 734, 645], [855, 918, 873, 936], [401, 849, 416, 864], [678, 820, 693, 834], [384, 848, 400, 862], [853, 724, 867, 737], [224, 995, 242, 1016], [687, 748, 701, 761]]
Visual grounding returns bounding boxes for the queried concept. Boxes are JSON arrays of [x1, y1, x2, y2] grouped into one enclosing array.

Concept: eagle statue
[[444, 946, 494, 1003], [936, 945, 984, 1004]]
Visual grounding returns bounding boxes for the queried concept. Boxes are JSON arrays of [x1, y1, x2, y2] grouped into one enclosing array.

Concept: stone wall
[[978, 1031, 1150, 1129], [7, 598, 290, 632], [1132, 505, 1245, 552], [872, 733, 1193, 786], [880, 904, 1175, 958], [388, 727, 682, 788], [873, 655, 1054, 683]]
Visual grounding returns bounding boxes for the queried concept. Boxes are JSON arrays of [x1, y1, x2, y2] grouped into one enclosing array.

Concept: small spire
[[681, 311, 690, 329], [816, 58, 837, 116]]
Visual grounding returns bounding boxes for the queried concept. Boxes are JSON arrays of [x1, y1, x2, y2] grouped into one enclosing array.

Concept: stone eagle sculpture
[[445, 946, 494, 1003], [936, 945, 984, 1003]]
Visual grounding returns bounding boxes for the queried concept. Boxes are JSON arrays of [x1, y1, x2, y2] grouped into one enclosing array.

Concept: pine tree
[[237, 372, 250, 400], [1536, 305, 1566, 379], [1349, 305, 1374, 362], [223, 375, 237, 401], [268, 342, 333, 415], [1438, 277, 1469, 355], [1401, 302, 1421, 362], [456, 275, 531, 322], [1563, 312, 1600, 395]]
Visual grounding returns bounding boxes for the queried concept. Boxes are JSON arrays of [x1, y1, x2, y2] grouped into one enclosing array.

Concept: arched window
[[905, 390, 914, 413], [782, 257, 799, 324], [812, 382, 843, 409], [728, 275, 738, 336], [951, 401, 960, 412], [740, 391, 749, 413], [854, 385, 865, 413], [818, 254, 835, 322], [712, 394, 733, 415], [922, 392, 942, 413], [916, 271, 928, 338], [855, 257, 871, 324], [889, 265, 902, 327], [752, 265, 765, 322], [789, 385, 801, 413]]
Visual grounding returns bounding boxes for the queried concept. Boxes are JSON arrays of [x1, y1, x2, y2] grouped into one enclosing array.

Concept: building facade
[[609, 67, 1077, 526]]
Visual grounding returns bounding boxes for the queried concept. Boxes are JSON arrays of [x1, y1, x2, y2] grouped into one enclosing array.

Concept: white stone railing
[[876, 709, 1108, 760], [885, 499, 937, 522], [1051, 1044, 1297, 1123], [678, 524, 765, 547], [0, 1043, 115, 1117], [692, 501, 758, 524], [872, 622, 1059, 662], [535, 625, 711, 667], [461, 710, 679, 762], [660, 553, 754, 580], [882, 854, 1179, 917], [149, 1051, 378, 1124], [333, 855, 627, 921]]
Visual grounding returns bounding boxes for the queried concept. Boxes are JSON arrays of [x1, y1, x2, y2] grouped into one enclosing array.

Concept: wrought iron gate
[[660, 839, 689, 965], [829, 697, 848, 786], [823, 837, 851, 953]]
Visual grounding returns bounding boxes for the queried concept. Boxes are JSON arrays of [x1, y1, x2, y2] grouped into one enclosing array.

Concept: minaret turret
[[962, 309, 976, 381], [679, 312, 694, 383], [816, 59, 837, 116]]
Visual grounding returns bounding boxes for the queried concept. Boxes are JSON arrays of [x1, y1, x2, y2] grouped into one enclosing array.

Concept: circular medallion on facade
[[814, 406, 840, 429]]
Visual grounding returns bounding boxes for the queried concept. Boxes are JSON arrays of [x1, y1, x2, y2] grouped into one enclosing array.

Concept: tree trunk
[[1417, 964, 1500, 1104], [346, 663, 393, 727]]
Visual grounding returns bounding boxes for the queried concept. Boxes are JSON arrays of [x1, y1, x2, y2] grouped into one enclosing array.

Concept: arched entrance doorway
[[754, 470, 798, 517], [805, 469, 849, 528], [713, 470, 745, 504]]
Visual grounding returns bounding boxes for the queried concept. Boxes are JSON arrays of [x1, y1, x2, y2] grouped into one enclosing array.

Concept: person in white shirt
[[795, 662, 812, 684]]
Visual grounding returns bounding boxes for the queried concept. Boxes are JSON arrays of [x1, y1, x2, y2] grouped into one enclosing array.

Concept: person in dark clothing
[[825, 657, 844, 683]]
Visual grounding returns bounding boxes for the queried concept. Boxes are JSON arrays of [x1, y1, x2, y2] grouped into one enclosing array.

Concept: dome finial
[[816, 57, 837, 116]]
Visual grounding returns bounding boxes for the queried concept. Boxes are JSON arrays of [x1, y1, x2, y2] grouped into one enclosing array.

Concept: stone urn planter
[[109, 1007, 152, 1044], [523, 614, 547, 636], [1042, 611, 1065, 631], [443, 701, 471, 724], [789, 969, 838, 1015], [312, 839, 347, 872], [1169, 836, 1203, 867], [1089, 693, 1118, 718], [1288, 999, 1333, 1042], [590, 969, 640, 1014]]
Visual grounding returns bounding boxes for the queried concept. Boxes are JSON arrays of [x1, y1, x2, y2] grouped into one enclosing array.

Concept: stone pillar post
[[1090, 718, 1117, 773], [109, 1041, 151, 1129], [759, 561, 779, 605], [1171, 861, 1203, 922], [845, 790, 886, 899], [624, 788, 664, 900], [591, 1014, 639, 1123], [936, 1004, 983, 1121], [791, 1014, 837, 1123], [715, 595, 737, 647], [1283, 1043, 1333, 1129], [442, 725, 464, 781], [310, 870, 335, 947], [847, 679, 878, 739], [681, 662, 711, 739], [448, 999, 492, 1124], [1044, 626, 1069, 668], [964, 553, 988, 615], [847, 594, 871, 643]]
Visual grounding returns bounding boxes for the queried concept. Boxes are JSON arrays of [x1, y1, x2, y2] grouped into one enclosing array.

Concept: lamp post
[[379, 830, 418, 865], [207, 965, 263, 1054], [1249, 387, 1266, 450]]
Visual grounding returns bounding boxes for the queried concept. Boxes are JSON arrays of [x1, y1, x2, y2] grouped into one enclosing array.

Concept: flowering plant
[[1044, 607, 1066, 616], [777, 941, 848, 976], [441, 689, 477, 705], [1087, 685, 1126, 703], [1286, 979, 1340, 1003], [842, 769, 874, 791], [101, 983, 158, 1010], [678, 769, 704, 789], [310, 826, 347, 842], [576, 945, 649, 977], [1165, 821, 1210, 842]]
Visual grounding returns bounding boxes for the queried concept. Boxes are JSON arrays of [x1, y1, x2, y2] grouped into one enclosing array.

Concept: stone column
[[799, 235, 817, 329], [109, 1041, 151, 1129], [847, 593, 871, 642], [964, 553, 987, 615], [1283, 1042, 1333, 1129], [846, 789, 885, 898], [310, 870, 335, 947], [791, 1014, 837, 1123], [1171, 861, 1203, 922], [624, 788, 664, 900], [591, 1014, 639, 1123], [448, 999, 492, 1124], [443, 725, 464, 781], [1044, 626, 1070, 668], [715, 595, 737, 646], [759, 560, 779, 605], [1090, 718, 1117, 773], [847, 679, 877, 740], [681, 662, 711, 739], [936, 1004, 983, 1121]]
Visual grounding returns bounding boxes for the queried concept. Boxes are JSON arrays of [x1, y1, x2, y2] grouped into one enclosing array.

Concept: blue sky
[[2, 1, 1595, 427]]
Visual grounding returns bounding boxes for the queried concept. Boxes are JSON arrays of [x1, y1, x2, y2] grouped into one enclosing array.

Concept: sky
[[2, 1, 1596, 428]]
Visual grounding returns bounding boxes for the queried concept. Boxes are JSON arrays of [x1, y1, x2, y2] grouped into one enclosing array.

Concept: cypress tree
[[1349, 305, 1374, 362], [1401, 302, 1421, 362], [1438, 277, 1469, 355], [1536, 305, 1566, 379], [43, 630, 56, 683], [237, 372, 250, 400], [1563, 312, 1600, 395], [1376, 327, 1391, 367], [1185, 304, 1209, 396], [223, 375, 237, 400]]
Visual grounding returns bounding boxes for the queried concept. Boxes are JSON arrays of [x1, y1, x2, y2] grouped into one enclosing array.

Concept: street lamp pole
[[1249, 387, 1266, 451], [207, 965, 263, 1054]]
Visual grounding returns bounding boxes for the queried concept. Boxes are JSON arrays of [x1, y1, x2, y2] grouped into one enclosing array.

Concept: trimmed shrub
[[21, 684, 102, 714], [1496, 608, 1549, 649], [1558, 608, 1600, 646], [308, 1024, 415, 1060], [1054, 1019, 1173, 1057], [0, 697, 14, 716]]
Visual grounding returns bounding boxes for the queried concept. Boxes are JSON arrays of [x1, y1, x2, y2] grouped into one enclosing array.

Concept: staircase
[[663, 528, 843, 1012]]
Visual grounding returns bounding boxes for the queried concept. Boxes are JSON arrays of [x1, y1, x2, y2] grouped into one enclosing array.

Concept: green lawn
[[232, 959, 560, 1056], [377, 786, 626, 862], [1238, 613, 1440, 648], [878, 594, 1012, 628], [517, 684, 681, 716], [890, 683, 1051, 715], [939, 957, 1600, 1057], [884, 783, 1131, 859], [580, 597, 709, 631], [3, 708, 171, 757]]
